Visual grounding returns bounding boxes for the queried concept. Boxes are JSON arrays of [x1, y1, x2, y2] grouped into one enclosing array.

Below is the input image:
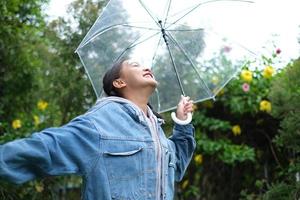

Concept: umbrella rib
[[163, 0, 172, 27], [166, 31, 214, 98], [205, 29, 258, 56], [151, 35, 163, 68], [150, 35, 163, 112], [77, 23, 160, 50], [166, 0, 254, 30], [114, 31, 161, 62], [122, 24, 160, 31], [167, 28, 204, 32], [76, 52, 101, 97], [138, 0, 161, 28]]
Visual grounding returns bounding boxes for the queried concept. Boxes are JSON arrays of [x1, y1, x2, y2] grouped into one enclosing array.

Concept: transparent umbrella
[[76, 0, 257, 115]]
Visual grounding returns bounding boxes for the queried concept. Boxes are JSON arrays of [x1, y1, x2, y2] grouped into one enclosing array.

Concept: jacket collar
[[96, 97, 160, 125]]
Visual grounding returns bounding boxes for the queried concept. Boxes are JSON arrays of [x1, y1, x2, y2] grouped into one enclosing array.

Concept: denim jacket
[[0, 97, 196, 200]]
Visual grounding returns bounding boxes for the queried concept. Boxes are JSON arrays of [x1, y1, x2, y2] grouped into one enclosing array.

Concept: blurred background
[[1, 0, 300, 199]]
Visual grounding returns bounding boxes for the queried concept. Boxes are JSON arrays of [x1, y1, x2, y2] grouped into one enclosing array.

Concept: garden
[[1, 0, 300, 199]]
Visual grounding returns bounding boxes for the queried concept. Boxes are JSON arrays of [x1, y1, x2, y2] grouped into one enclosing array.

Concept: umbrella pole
[[159, 20, 186, 97], [159, 21, 192, 125]]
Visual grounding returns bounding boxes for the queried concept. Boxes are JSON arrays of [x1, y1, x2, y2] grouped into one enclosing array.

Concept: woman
[[0, 58, 196, 200]]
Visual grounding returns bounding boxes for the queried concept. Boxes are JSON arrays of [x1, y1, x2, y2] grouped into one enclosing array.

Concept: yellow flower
[[193, 104, 198, 111], [35, 183, 44, 193], [202, 100, 213, 109], [194, 154, 203, 165], [240, 70, 253, 83], [33, 115, 40, 126], [260, 100, 272, 113], [12, 119, 22, 129], [263, 65, 274, 79], [182, 180, 189, 189], [212, 76, 219, 85], [232, 125, 241, 136], [37, 100, 48, 111]]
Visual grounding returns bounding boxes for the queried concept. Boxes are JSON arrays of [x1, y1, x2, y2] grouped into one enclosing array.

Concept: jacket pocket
[[103, 146, 146, 199], [104, 147, 143, 156]]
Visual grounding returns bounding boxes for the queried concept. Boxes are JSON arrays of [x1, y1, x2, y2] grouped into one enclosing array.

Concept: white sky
[[45, 0, 300, 66], [45, 0, 74, 20]]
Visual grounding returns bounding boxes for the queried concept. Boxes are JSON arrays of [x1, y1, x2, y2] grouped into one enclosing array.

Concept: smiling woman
[[109, 59, 158, 98], [0, 57, 196, 200], [102, 58, 161, 118]]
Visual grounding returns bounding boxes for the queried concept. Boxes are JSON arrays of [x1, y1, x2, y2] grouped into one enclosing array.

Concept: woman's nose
[[143, 67, 152, 73]]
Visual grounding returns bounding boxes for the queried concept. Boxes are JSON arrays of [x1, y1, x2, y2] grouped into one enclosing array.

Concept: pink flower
[[242, 83, 250, 92], [222, 46, 232, 53], [276, 48, 281, 54]]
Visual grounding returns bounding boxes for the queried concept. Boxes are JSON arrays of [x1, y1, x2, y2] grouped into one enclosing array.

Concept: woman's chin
[[148, 79, 158, 87]]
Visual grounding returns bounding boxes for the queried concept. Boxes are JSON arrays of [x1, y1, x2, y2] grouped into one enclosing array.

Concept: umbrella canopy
[[76, 0, 257, 113]]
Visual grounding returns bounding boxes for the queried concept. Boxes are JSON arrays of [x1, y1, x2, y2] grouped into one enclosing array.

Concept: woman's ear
[[112, 78, 126, 89]]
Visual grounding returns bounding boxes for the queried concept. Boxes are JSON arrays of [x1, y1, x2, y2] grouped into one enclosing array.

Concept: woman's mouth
[[143, 72, 154, 78]]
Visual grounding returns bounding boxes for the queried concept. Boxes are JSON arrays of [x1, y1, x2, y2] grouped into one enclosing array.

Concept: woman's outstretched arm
[[0, 115, 99, 184]]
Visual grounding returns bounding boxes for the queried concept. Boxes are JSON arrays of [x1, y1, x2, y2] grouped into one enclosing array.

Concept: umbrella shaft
[[158, 20, 169, 45], [166, 43, 185, 96], [158, 20, 185, 96]]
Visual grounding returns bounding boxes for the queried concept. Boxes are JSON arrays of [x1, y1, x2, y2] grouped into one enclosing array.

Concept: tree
[[263, 58, 300, 199], [40, 0, 109, 125], [0, 0, 108, 199], [0, 0, 49, 129]]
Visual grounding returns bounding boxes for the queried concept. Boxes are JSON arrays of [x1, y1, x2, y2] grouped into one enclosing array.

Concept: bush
[[175, 48, 285, 200], [261, 58, 300, 199], [270, 59, 300, 152]]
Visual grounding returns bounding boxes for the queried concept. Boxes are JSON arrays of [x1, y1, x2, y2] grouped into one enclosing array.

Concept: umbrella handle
[[171, 112, 192, 125]]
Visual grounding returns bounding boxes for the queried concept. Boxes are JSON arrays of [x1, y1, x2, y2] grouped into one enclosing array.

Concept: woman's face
[[118, 59, 158, 90]]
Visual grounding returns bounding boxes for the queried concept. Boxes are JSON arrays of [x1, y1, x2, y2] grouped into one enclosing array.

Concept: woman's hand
[[176, 95, 194, 120]]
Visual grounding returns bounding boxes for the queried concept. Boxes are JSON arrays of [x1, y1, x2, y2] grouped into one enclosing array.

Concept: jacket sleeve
[[169, 123, 196, 181], [0, 115, 99, 184]]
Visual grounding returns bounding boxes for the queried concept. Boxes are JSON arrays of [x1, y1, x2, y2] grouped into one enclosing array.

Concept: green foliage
[[0, 0, 299, 199], [251, 58, 300, 199], [0, 0, 106, 199], [269, 59, 300, 152], [0, 0, 49, 123], [193, 111, 232, 132], [179, 47, 285, 200], [39, 0, 109, 124], [263, 182, 300, 200], [197, 135, 255, 164]]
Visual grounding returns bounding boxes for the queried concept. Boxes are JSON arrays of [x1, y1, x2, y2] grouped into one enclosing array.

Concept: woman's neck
[[125, 96, 148, 116], [123, 90, 151, 116]]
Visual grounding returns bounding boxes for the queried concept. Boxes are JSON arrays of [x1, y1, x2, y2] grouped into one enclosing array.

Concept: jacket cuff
[[173, 123, 195, 136]]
